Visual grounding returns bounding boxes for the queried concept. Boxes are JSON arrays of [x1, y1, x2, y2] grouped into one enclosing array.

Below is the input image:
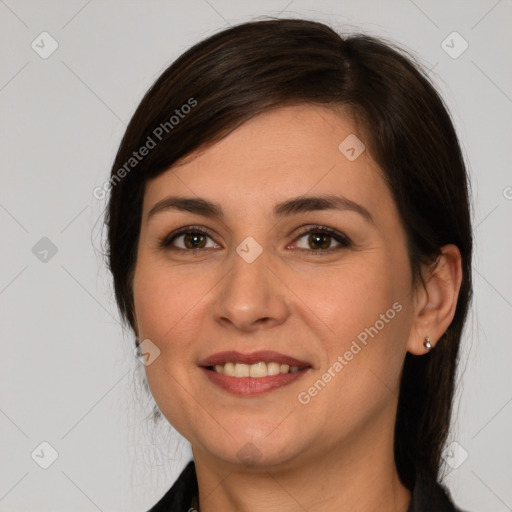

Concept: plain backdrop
[[1, 1, 511, 511]]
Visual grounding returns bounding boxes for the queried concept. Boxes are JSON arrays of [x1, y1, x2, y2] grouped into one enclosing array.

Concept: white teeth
[[267, 362, 281, 376], [211, 361, 305, 378], [223, 362, 235, 377], [234, 363, 250, 377], [249, 362, 267, 378]]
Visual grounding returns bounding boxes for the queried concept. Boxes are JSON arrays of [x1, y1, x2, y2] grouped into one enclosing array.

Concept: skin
[[132, 104, 462, 512]]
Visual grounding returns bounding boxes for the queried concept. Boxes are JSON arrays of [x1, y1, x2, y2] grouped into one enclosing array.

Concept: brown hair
[[104, 18, 472, 489]]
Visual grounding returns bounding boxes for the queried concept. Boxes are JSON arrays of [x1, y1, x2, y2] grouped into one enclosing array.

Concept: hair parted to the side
[[104, 18, 472, 490]]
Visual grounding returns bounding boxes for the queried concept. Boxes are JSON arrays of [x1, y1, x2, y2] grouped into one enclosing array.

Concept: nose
[[212, 247, 290, 332]]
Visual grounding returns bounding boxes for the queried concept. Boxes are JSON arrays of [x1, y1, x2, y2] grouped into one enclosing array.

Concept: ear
[[407, 244, 463, 355]]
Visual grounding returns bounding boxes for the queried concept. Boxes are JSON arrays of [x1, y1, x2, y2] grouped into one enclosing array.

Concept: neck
[[192, 418, 411, 512]]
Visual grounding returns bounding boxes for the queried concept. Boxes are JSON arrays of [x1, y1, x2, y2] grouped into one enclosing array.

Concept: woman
[[104, 18, 472, 512]]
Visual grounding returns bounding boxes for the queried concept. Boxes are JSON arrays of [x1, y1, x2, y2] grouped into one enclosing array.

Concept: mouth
[[198, 351, 312, 396]]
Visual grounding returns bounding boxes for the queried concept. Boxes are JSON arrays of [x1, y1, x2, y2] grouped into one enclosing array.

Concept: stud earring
[[424, 336, 433, 351]]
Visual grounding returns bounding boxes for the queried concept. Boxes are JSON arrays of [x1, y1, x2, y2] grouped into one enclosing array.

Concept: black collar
[[147, 460, 463, 512]]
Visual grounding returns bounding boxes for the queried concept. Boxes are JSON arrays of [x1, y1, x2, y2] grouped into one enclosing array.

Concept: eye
[[292, 225, 352, 253], [159, 226, 220, 251], [159, 224, 352, 254]]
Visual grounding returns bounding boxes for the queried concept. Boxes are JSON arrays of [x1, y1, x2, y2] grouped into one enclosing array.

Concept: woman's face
[[133, 105, 419, 469]]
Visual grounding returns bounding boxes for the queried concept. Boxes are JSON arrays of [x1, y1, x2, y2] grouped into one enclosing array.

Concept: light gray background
[[1, 1, 511, 511]]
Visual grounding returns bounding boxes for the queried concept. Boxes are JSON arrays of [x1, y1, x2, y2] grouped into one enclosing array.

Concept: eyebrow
[[147, 194, 374, 224]]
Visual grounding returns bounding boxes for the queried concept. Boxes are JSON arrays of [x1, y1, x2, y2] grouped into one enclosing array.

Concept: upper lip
[[198, 350, 311, 368]]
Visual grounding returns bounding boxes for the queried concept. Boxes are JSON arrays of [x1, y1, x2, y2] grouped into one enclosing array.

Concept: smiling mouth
[[205, 361, 311, 378], [201, 363, 312, 396]]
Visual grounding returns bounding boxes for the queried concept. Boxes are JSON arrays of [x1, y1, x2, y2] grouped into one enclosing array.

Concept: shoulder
[[146, 460, 197, 512]]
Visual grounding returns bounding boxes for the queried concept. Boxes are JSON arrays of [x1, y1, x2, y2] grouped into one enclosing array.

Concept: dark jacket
[[147, 460, 466, 512]]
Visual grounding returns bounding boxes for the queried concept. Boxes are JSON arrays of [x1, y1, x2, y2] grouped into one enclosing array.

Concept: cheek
[[296, 289, 408, 440], [132, 262, 203, 439], [295, 257, 410, 405], [298, 258, 401, 344], [132, 255, 207, 341]]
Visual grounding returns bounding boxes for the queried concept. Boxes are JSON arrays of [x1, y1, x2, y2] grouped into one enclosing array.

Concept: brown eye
[[307, 233, 331, 250], [183, 233, 207, 249], [159, 227, 220, 251], [293, 226, 352, 253]]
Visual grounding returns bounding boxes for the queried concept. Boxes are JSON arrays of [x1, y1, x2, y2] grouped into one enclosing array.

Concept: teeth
[[211, 361, 305, 378], [223, 362, 235, 377], [249, 362, 267, 378], [234, 363, 250, 377], [267, 362, 281, 376]]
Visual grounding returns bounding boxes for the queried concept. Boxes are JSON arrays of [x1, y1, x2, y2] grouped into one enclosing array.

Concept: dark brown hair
[[104, 18, 472, 489]]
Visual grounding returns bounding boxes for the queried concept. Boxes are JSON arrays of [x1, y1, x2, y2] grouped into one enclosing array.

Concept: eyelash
[[158, 224, 353, 254]]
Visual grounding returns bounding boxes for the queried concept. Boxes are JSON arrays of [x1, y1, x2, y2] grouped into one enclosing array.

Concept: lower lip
[[200, 367, 310, 396]]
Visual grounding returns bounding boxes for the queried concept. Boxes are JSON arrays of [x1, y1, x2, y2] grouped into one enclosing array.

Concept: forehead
[[142, 104, 390, 220]]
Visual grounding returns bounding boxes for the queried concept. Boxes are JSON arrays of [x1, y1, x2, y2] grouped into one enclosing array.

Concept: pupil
[[185, 233, 206, 249], [309, 233, 330, 249]]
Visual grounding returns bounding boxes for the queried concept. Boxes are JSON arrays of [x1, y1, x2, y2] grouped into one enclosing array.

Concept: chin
[[192, 425, 311, 470]]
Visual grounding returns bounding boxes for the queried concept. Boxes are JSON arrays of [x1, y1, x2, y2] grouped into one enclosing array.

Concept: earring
[[424, 336, 433, 351], [134, 336, 141, 356]]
